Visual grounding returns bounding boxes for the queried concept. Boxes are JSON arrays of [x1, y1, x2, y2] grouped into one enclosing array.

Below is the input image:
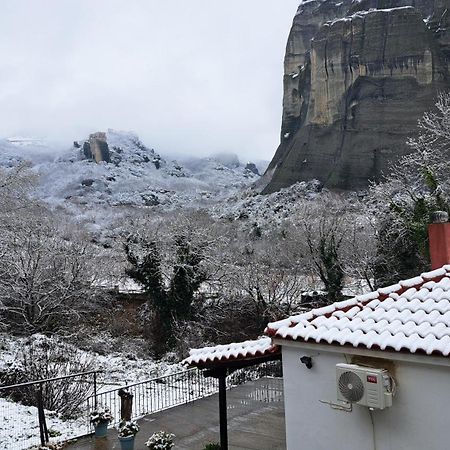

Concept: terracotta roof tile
[[265, 265, 450, 356], [183, 337, 279, 367]]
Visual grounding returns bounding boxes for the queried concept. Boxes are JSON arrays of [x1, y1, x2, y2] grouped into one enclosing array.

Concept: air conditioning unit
[[336, 364, 394, 410]]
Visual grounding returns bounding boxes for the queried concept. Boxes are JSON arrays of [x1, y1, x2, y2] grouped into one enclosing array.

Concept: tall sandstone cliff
[[260, 0, 450, 192]]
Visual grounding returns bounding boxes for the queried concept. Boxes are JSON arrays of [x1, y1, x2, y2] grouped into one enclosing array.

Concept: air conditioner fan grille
[[338, 371, 364, 402]]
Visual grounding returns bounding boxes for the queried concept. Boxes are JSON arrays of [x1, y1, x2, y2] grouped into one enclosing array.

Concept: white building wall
[[282, 344, 450, 450]]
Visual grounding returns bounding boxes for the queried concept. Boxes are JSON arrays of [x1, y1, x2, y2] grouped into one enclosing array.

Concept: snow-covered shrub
[[71, 327, 147, 358], [117, 420, 139, 437], [0, 335, 95, 418], [37, 444, 67, 450], [145, 431, 175, 449]]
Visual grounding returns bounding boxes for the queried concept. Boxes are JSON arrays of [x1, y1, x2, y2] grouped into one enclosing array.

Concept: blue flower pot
[[118, 435, 135, 450], [94, 421, 108, 438]]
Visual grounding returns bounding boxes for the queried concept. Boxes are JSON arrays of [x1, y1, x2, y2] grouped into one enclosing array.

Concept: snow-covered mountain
[[0, 130, 264, 215], [213, 179, 323, 225], [0, 137, 57, 166]]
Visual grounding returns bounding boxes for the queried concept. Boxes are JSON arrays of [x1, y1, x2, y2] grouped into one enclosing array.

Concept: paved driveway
[[68, 378, 285, 450]]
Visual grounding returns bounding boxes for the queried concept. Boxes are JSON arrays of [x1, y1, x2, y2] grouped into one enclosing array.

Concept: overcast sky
[[0, 1, 300, 161]]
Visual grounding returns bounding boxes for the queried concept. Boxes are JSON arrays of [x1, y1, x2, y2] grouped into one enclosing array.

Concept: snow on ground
[[0, 397, 86, 450], [0, 334, 182, 389], [213, 179, 323, 225], [0, 334, 183, 450]]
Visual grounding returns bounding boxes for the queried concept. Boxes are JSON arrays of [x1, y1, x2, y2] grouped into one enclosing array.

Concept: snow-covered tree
[[370, 92, 450, 285], [0, 218, 100, 333], [0, 168, 103, 333]]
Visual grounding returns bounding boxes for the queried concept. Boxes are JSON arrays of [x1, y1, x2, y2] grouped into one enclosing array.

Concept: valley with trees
[[2, 93, 450, 378], [2, 0, 450, 448]]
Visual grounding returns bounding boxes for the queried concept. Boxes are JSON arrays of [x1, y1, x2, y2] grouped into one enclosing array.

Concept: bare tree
[[0, 214, 102, 333], [0, 163, 37, 217], [224, 241, 305, 317]]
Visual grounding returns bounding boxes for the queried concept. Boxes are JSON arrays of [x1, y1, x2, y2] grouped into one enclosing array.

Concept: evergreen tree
[[124, 232, 207, 356]]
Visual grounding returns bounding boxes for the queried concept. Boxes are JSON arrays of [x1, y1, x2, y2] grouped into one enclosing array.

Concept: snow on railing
[[0, 361, 282, 449]]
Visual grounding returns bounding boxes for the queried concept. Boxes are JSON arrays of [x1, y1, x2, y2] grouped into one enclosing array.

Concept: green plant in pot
[[203, 443, 221, 450], [90, 407, 113, 438], [145, 431, 175, 449], [203, 442, 220, 450], [118, 420, 139, 450]]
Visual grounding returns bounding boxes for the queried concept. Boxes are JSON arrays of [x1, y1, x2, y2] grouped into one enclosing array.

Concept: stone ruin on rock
[[259, 0, 450, 193], [82, 132, 110, 163]]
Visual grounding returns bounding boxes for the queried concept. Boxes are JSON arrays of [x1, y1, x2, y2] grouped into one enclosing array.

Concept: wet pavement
[[67, 378, 285, 450]]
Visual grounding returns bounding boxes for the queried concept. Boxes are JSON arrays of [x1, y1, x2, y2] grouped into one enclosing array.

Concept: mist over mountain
[[0, 130, 265, 223]]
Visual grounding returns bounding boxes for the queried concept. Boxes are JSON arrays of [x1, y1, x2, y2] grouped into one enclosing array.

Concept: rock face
[[83, 132, 110, 163], [260, 0, 450, 192], [245, 162, 260, 175]]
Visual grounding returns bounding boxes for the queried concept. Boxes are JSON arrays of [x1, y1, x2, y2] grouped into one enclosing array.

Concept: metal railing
[[87, 368, 219, 427], [0, 371, 99, 450], [228, 360, 282, 386], [87, 361, 283, 427], [0, 361, 283, 449]]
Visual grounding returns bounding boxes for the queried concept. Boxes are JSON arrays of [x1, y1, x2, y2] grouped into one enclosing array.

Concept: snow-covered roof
[[266, 266, 450, 357], [183, 337, 280, 367]]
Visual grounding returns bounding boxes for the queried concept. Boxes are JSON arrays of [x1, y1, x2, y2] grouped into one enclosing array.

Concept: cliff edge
[[260, 0, 450, 192]]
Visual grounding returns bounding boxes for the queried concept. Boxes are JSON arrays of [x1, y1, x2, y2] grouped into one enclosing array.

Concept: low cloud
[[0, 0, 300, 161]]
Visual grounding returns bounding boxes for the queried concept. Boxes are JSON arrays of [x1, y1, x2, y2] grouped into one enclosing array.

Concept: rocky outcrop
[[245, 162, 260, 175], [83, 132, 110, 163], [78, 130, 164, 169], [260, 0, 450, 192]]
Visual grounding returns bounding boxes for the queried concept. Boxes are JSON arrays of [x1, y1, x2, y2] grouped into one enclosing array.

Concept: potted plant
[[145, 431, 175, 449], [203, 444, 221, 450], [118, 420, 140, 450], [90, 407, 113, 438]]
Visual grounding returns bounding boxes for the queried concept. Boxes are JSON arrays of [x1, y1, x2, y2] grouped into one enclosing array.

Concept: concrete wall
[[282, 344, 450, 450]]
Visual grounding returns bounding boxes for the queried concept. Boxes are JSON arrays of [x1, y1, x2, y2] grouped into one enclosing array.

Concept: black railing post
[[204, 367, 228, 450], [218, 371, 228, 450], [94, 371, 98, 409], [86, 397, 91, 434], [0, 370, 102, 449], [37, 384, 49, 446]]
